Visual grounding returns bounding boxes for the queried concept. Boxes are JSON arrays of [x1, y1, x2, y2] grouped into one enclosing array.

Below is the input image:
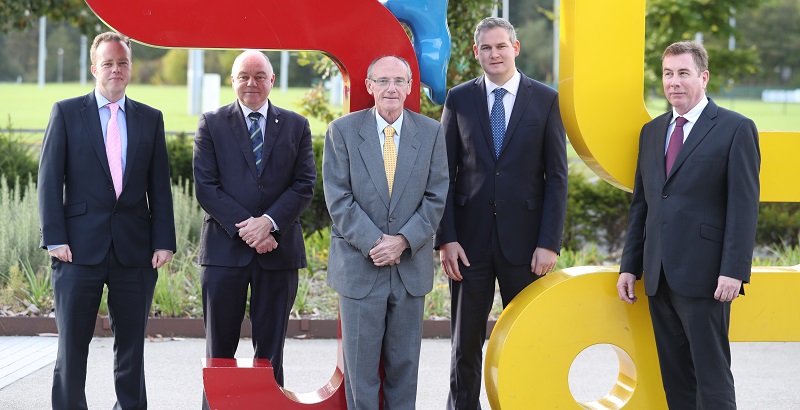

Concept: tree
[[419, 0, 496, 118], [1, 0, 102, 36], [645, 0, 762, 99], [737, 0, 800, 87]]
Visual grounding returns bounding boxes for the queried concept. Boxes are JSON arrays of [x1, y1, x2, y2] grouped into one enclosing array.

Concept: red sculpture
[[84, 0, 425, 407]]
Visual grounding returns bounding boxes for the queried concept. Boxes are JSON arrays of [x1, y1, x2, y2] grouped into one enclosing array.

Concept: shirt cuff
[[263, 214, 278, 231]]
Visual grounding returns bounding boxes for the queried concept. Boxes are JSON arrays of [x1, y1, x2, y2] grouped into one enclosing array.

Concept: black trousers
[[447, 223, 540, 410], [200, 260, 298, 385], [51, 248, 157, 410], [649, 271, 736, 410]]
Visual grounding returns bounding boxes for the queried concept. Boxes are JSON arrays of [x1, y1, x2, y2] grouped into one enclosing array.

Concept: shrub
[[301, 137, 330, 237], [0, 123, 39, 193], [166, 132, 195, 184], [563, 170, 632, 255]]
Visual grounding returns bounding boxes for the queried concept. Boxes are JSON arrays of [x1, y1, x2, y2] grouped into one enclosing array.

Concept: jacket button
[[258, 184, 264, 189], [662, 194, 668, 198], [496, 171, 500, 176], [109, 186, 114, 191]]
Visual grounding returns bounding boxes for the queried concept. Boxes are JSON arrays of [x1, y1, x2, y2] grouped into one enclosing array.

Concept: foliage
[[300, 137, 331, 237], [563, 169, 632, 255], [756, 202, 800, 248], [0, 0, 102, 36], [645, 0, 762, 100], [0, 178, 49, 286], [165, 132, 195, 184], [0, 121, 40, 191], [419, 0, 496, 119], [159, 49, 189, 85], [296, 83, 338, 125], [737, 0, 800, 87]]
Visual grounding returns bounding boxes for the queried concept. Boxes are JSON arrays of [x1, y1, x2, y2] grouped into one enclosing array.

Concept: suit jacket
[[620, 98, 760, 298], [38, 92, 176, 267], [323, 108, 448, 299], [193, 100, 315, 269], [435, 72, 568, 265]]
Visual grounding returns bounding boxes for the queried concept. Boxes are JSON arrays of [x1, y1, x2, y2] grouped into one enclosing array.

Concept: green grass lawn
[[0, 83, 336, 142], [2, 83, 798, 146], [646, 96, 800, 131]]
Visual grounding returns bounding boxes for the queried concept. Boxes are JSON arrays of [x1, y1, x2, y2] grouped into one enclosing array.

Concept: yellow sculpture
[[485, 0, 800, 408]]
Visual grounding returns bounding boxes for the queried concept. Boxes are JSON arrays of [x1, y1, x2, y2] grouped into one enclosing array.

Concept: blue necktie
[[248, 112, 264, 172], [490, 87, 507, 158]]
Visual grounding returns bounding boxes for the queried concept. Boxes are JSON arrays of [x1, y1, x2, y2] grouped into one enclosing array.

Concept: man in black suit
[[617, 41, 760, 409], [435, 17, 568, 409], [193, 50, 316, 386], [38, 32, 176, 410]]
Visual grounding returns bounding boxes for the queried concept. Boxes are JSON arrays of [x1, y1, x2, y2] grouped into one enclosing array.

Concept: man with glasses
[[323, 55, 448, 409], [193, 50, 316, 389]]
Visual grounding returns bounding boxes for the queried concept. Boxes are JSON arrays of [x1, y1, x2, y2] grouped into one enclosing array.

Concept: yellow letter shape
[[484, 0, 800, 408], [558, 0, 800, 201], [485, 267, 800, 409]]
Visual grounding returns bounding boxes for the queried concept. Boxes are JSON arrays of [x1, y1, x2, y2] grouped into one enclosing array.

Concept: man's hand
[[152, 250, 173, 269], [254, 234, 279, 254], [48, 245, 73, 263], [617, 272, 638, 304], [714, 276, 743, 302], [369, 234, 408, 266], [531, 247, 557, 276], [439, 242, 469, 281], [236, 216, 274, 246]]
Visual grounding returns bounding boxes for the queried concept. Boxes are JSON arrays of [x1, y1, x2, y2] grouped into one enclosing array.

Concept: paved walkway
[[0, 336, 799, 409]]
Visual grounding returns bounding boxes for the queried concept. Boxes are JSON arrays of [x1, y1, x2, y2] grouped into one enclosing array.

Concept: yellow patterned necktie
[[383, 125, 397, 196]]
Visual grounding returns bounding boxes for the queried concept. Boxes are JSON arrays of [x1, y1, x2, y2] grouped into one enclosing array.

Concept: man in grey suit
[[617, 41, 760, 409], [323, 55, 448, 409]]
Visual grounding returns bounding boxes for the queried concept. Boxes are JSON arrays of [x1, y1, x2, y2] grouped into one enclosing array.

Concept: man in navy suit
[[193, 50, 316, 387], [38, 31, 176, 410], [617, 41, 760, 409], [435, 17, 569, 409]]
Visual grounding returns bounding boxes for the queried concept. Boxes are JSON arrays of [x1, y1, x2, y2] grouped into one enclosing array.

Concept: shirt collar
[[485, 70, 521, 97], [376, 109, 404, 137], [95, 90, 126, 112], [240, 100, 269, 119], [671, 96, 708, 125]]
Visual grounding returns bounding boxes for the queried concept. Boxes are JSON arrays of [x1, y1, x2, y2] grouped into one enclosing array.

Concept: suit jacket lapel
[[389, 110, 420, 211], [122, 98, 140, 190], [667, 100, 718, 180], [500, 73, 533, 157], [81, 92, 115, 186], [357, 109, 391, 209], [471, 77, 495, 160], [260, 101, 282, 176], [228, 101, 260, 178]]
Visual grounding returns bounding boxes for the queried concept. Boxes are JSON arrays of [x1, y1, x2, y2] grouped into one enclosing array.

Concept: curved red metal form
[[84, 0, 421, 112]]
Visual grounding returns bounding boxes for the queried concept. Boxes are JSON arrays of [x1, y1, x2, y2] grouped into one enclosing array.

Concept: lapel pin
[[275, 119, 278, 123]]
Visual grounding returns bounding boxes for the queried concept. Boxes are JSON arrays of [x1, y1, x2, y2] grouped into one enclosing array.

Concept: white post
[[187, 49, 205, 115], [80, 35, 88, 86], [280, 51, 289, 93], [38, 16, 46, 88]]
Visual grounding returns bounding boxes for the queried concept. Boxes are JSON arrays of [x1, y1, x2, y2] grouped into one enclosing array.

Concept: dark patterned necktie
[[490, 87, 507, 158], [248, 112, 264, 172]]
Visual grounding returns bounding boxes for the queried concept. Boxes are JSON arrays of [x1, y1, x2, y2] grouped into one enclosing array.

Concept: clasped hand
[[236, 216, 278, 254], [369, 234, 408, 266]]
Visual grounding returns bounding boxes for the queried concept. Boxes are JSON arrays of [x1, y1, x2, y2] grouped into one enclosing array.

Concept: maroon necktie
[[665, 116, 688, 175]]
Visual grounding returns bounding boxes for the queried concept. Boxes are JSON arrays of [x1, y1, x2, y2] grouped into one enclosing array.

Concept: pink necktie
[[665, 116, 688, 175], [106, 103, 123, 198]]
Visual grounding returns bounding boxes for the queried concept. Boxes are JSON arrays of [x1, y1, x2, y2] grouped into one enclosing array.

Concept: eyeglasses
[[369, 78, 410, 88]]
